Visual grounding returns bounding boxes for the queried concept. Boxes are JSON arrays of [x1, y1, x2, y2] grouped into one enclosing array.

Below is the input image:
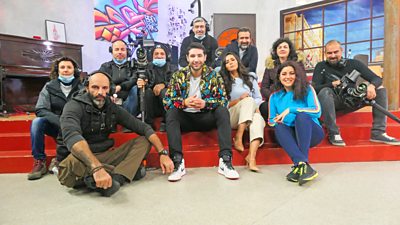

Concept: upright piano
[[0, 33, 83, 113]]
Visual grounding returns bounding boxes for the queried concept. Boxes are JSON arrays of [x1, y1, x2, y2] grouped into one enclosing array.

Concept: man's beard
[[90, 94, 106, 108], [239, 44, 249, 50], [327, 57, 339, 66], [190, 64, 203, 72]]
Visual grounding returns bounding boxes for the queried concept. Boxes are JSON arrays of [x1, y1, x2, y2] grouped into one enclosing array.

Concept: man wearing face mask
[[28, 57, 83, 180], [56, 71, 174, 197], [99, 39, 138, 116], [142, 45, 178, 131], [178, 17, 218, 68], [222, 27, 258, 74]]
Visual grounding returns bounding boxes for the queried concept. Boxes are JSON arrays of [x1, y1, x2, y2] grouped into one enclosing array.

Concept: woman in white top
[[220, 52, 265, 172]]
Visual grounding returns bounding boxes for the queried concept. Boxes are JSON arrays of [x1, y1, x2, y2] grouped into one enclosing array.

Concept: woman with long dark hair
[[259, 37, 305, 120], [220, 52, 265, 172], [268, 61, 323, 185]]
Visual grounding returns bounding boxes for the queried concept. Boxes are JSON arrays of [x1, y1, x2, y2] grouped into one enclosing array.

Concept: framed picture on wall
[[45, 20, 66, 42]]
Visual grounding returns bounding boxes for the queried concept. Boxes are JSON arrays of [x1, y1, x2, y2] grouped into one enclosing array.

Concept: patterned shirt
[[163, 65, 228, 111]]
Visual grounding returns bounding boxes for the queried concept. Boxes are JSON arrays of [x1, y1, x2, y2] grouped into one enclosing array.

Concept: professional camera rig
[[327, 70, 400, 123], [127, 34, 153, 122]]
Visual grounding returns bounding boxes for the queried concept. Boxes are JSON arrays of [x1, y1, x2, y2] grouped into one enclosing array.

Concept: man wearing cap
[[139, 44, 178, 131]]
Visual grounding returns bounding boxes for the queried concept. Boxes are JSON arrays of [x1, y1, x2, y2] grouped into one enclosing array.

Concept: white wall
[[202, 0, 318, 78], [0, 0, 316, 74], [0, 0, 109, 72]]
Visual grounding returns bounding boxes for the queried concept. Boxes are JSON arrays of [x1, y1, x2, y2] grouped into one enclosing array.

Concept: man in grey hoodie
[[57, 71, 173, 197]]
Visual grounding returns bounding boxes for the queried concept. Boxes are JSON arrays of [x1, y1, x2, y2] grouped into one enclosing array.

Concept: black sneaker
[[328, 134, 346, 147], [286, 165, 300, 182], [370, 133, 400, 145], [84, 175, 121, 197], [133, 165, 146, 181], [298, 162, 318, 186]]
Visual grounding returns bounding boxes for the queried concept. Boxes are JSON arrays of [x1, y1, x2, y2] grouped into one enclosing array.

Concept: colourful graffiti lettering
[[94, 0, 158, 42]]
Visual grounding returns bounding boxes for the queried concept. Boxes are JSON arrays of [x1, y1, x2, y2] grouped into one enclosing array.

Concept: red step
[[1, 111, 400, 173]]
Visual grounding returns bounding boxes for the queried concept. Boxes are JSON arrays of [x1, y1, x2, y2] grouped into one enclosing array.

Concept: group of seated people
[[26, 16, 400, 197]]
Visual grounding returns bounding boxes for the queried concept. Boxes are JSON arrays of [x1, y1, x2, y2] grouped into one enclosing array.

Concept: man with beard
[[163, 42, 239, 182], [312, 40, 400, 146], [222, 27, 258, 74], [179, 17, 218, 68], [56, 71, 174, 197]]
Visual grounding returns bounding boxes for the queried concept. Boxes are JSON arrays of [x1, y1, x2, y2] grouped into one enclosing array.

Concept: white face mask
[[58, 74, 75, 84], [194, 35, 206, 40]]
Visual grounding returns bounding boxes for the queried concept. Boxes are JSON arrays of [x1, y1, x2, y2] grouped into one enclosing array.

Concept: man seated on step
[[139, 44, 178, 131], [312, 40, 400, 147], [163, 42, 239, 182], [99, 39, 139, 117], [56, 71, 174, 197]]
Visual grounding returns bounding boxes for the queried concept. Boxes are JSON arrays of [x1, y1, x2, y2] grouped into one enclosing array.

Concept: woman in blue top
[[268, 61, 324, 185], [220, 52, 265, 172]]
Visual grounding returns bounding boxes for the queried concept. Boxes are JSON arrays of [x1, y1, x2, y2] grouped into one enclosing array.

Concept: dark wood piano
[[0, 33, 83, 113]]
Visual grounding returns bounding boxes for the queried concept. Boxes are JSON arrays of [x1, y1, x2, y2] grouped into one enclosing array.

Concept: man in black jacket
[[99, 40, 139, 116], [222, 27, 258, 74], [312, 40, 400, 146], [143, 45, 178, 131], [57, 71, 173, 197], [178, 17, 218, 68]]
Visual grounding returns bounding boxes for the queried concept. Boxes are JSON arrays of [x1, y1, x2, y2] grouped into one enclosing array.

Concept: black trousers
[[165, 106, 232, 162], [144, 88, 167, 125]]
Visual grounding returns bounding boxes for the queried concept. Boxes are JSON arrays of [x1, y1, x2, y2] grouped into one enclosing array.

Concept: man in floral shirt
[[163, 42, 239, 182]]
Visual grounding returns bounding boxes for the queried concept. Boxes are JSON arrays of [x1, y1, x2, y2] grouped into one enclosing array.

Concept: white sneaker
[[168, 159, 186, 182], [218, 157, 239, 180]]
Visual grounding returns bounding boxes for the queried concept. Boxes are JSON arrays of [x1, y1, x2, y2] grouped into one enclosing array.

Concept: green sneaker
[[298, 162, 318, 186], [286, 165, 300, 182]]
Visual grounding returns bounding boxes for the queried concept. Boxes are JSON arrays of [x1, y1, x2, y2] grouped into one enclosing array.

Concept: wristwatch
[[158, 149, 169, 156]]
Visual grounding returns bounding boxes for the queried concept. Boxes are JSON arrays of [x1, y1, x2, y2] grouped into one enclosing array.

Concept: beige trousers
[[229, 97, 265, 145], [58, 136, 151, 188]]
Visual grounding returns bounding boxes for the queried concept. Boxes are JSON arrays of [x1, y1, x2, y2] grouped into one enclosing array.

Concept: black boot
[[84, 175, 121, 197]]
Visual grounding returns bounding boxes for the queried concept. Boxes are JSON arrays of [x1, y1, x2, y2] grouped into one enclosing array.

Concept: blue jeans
[[274, 113, 324, 165], [122, 85, 139, 116], [30, 117, 59, 160]]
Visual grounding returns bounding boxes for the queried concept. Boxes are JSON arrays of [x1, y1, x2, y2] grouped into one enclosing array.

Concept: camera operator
[[99, 40, 139, 116], [312, 40, 400, 146], [137, 45, 178, 131]]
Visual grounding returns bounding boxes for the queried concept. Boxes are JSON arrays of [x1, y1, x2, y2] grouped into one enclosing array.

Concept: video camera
[[127, 34, 154, 122], [327, 70, 368, 109], [326, 69, 400, 124]]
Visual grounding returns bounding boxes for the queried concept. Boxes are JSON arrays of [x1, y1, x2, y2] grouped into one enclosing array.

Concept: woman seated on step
[[28, 56, 83, 180], [268, 60, 324, 185], [220, 52, 265, 172]]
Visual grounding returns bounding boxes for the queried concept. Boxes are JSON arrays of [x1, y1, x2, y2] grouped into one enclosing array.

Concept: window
[[281, 0, 384, 69]]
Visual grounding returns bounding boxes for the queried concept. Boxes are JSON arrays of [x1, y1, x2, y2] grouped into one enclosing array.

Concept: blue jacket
[[268, 86, 321, 127]]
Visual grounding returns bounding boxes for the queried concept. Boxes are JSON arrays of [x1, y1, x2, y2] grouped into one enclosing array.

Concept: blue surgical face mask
[[194, 35, 206, 40], [153, 59, 166, 67], [58, 74, 75, 84], [113, 58, 127, 65]]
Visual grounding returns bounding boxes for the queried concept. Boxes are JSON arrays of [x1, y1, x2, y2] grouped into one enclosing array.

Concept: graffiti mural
[[94, 0, 158, 42]]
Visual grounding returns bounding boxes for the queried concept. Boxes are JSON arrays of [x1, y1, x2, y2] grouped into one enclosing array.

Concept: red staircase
[[1, 111, 400, 173]]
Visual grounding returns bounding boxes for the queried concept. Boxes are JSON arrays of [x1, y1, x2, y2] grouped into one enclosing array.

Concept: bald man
[[56, 71, 173, 197]]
